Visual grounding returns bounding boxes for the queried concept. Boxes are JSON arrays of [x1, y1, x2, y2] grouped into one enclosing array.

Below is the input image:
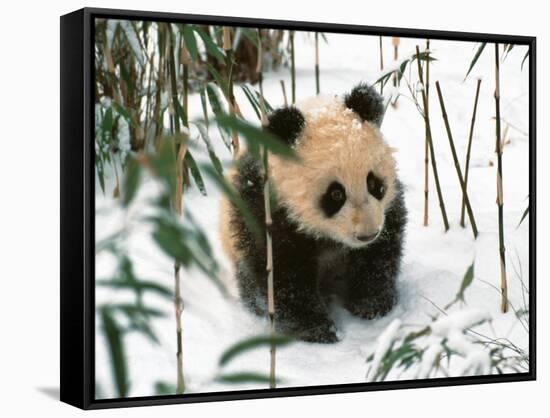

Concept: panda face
[[269, 94, 397, 248]]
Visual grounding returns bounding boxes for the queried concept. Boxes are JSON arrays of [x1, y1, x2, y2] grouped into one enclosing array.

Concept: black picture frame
[[60, 7, 537, 410]]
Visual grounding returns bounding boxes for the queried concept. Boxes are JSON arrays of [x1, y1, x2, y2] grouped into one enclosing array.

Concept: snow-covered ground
[[95, 31, 530, 398]]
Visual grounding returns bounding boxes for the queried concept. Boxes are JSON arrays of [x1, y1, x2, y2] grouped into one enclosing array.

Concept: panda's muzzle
[[355, 230, 380, 243]]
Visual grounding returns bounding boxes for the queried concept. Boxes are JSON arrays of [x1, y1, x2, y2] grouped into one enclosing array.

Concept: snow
[[430, 309, 490, 336], [365, 319, 401, 382], [120, 21, 145, 67], [95, 30, 530, 398]]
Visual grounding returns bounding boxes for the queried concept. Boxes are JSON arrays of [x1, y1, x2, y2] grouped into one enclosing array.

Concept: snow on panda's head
[[268, 83, 397, 248]]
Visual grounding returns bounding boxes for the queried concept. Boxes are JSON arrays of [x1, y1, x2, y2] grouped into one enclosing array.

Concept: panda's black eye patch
[[367, 172, 386, 200], [320, 181, 347, 217]]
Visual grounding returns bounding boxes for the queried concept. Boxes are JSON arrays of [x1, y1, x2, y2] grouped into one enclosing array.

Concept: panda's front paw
[[346, 296, 395, 320], [298, 321, 340, 344]]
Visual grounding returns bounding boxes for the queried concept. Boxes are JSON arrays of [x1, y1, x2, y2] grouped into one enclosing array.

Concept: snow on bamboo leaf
[[184, 150, 207, 196], [193, 122, 224, 176], [194, 26, 226, 64]]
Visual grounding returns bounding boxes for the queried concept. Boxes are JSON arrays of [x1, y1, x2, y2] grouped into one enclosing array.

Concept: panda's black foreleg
[[271, 258, 339, 344], [343, 233, 401, 320], [344, 261, 398, 320], [236, 252, 338, 344]]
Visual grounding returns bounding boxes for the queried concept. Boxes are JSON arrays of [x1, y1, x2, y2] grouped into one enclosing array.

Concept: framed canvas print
[[60, 7, 536, 410]]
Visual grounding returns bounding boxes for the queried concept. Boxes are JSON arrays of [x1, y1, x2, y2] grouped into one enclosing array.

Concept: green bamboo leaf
[[194, 27, 226, 64], [239, 28, 259, 48], [217, 372, 277, 384], [129, 318, 160, 345], [456, 262, 475, 302], [206, 83, 231, 151], [199, 85, 209, 127], [112, 102, 139, 129], [182, 25, 199, 61], [173, 98, 188, 128], [521, 50, 530, 70], [185, 150, 207, 196], [122, 156, 141, 207], [205, 62, 229, 97], [151, 216, 193, 266], [149, 138, 177, 193], [240, 85, 262, 120], [219, 335, 293, 367], [113, 304, 166, 318], [194, 122, 224, 176], [97, 164, 106, 194], [96, 279, 173, 300], [201, 164, 262, 241], [464, 42, 487, 81], [240, 84, 274, 118], [100, 307, 129, 398], [102, 107, 113, 139], [215, 115, 298, 160], [154, 381, 177, 395], [517, 204, 529, 227]]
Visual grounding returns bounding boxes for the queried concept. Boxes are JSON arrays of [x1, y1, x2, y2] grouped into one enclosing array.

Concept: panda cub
[[220, 83, 407, 343]]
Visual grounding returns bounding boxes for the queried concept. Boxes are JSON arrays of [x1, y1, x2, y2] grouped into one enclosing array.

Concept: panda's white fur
[[269, 94, 397, 248]]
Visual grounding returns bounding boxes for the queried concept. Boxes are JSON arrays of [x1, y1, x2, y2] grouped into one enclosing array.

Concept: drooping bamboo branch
[[415, 46, 450, 232], [223, 27, 240, 157], [289, 31, 296, 104], [257, 29, 277, 389], [423, 39, 430, 227], [435, 81, 478, 239], [460, 78, 482, 227], [166, 23, 188, 394], [494, 44, 509, 313], [315, 32, 320, 95]]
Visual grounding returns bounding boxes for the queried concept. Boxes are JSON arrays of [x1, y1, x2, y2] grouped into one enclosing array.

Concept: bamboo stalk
[[143, 51, 155, 150], [257, 30, 276, 389], [167, 23, 188, 394], [223, 27, 240, 157], [280, 80, 288, 107], [423, 39, 430, 227], [415, 46, 450, 232], [180, 40, 190, 116], [315, 32, 320, 95], [435, 81, 478, 239], [494, 44, 509, 313], [392, 37, 400, 87], [290, 31, 296, 104], [460, 78, 482, 227], [379, 36, 384, 95], [153, 24, 167, 151]]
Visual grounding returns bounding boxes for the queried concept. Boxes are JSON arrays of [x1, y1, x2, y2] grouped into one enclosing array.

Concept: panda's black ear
[[344, 83, 384, 127], [266, 106, 305, 146]]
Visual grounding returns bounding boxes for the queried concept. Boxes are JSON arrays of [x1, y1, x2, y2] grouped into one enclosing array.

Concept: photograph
[[92, 14, 532, 401]]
